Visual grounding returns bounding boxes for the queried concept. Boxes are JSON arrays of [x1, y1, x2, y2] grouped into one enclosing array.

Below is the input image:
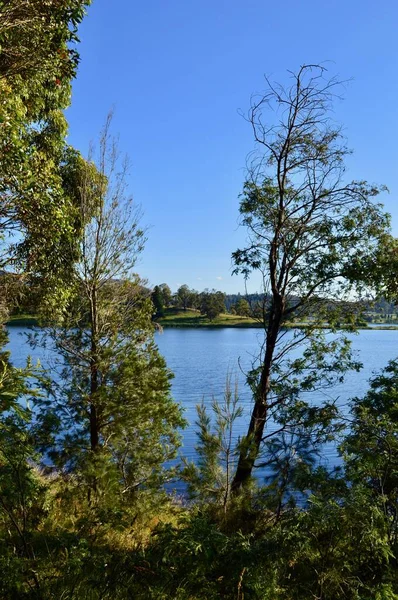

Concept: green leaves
[[182, 376, 243, 509], [342, 360, 398, 526], [232, 65, 391, 491], [199, 290, 226, 321], [0, 1, 91, 316], [29, 120, 185, 505]]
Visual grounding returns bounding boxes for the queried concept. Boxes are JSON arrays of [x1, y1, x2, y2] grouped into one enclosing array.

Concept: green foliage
[[342, 360, 398, 546], [231, 65, 390, 490], [267, 488, 397, 600], [1, 22, 398, 598], [182, 377, 243, 510], [233, 298, 251, 316], [0, 414, 47, 597], [99, 486, 397, 599], [176, 284, 192, 311], [151, 284, 165, 317], [199, 289, 226, 321], [0, 0, 91, 314], [347, 234, 398, 304], [132, 514, 267, 599], [0, 122, 185, 597], [30, 119, 185, 503], [159, 283, 172, 307], [2, 319, 398, 599], [0, 333, 50, 598]]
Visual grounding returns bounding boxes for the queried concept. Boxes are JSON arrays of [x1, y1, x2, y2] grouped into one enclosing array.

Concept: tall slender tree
[[0, 0, 91, 310], [32, 117, 184, 495], [231, 65, 390, 491]]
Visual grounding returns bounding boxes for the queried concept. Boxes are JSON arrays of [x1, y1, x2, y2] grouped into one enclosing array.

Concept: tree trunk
[[89, 287, 100, 452], [89, 385, 99, 451], [231, 299, 283, 492]]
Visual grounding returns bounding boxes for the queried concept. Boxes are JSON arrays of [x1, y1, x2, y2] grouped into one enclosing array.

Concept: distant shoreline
[[155, 309, 398, 330], [6, 313, 398, 331], [156, 322, 398, 331]]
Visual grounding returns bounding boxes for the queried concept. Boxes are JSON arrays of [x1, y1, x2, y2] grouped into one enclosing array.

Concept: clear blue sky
[[66, 0, 398, 294]]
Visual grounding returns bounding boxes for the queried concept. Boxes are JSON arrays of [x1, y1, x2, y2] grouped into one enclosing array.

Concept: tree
[[182, 376, 242, 511], [159, 283, 172, 308], [347, 233, 398, 306], [233, 298, 250, 317], [31, 117, 184, 497], [200, 289, 226, 321], [342, 360, 398, 544], [0, 325, 47, 595], [176, 284, 191, 311], [0, 411, 46, 597], [0, 12, 92, 583], [0, 0, 91, 312], [231, 65, 390, 491], [0, 1, 89, 81], [188, 288, 200, 310], [152, 285, 165, 317]]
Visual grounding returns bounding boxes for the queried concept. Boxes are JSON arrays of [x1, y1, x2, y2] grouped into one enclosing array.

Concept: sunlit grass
[[156, 308, 260, 328]]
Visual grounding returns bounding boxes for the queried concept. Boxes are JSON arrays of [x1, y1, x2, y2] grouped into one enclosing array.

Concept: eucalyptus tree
[[231, 65, 390, 492], [176, 284, 191, 311], [0, 0, 91, 308], [159, 283, 172, 307], [0, 2, 90, 531], [199, 289, 226, 321], [32, 117, 184, 497]]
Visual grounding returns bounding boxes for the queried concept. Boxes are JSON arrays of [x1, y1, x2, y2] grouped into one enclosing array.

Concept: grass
[[156, 308, 261, 328], [156, 309, 398, 330]]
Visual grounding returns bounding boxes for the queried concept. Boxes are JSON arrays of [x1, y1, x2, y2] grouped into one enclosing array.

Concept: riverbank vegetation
[[2, 3, 398, 598]]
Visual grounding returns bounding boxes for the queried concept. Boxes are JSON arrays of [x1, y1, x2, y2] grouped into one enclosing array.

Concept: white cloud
[[216, 276, 223, 281]]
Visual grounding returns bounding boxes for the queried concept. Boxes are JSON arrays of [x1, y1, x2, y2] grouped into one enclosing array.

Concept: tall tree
[[31, 118, 184, 495], [231, 65, 390, 491], [200, 289, 226, 321], [159, 283, 172, 307], [0, 0, 91, 308], [176, 284, 191, 311], [233, 298, 250, 317], [152, 285, 165, 317]]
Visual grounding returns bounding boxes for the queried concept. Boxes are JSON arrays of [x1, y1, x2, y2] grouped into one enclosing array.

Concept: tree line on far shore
[[151, 282, 398, 323], [151, 284, 248, 320]]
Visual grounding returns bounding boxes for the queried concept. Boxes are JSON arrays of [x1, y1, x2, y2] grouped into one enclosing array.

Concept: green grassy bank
[[6, 310, 398, 330], [156, 308, 261, 328]]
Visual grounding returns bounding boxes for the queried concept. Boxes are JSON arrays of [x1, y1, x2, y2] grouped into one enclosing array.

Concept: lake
[[6, 325, 398, 476]]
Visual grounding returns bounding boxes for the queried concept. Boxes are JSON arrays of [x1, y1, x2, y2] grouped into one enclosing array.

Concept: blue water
[[6, 326, 398, 471]]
